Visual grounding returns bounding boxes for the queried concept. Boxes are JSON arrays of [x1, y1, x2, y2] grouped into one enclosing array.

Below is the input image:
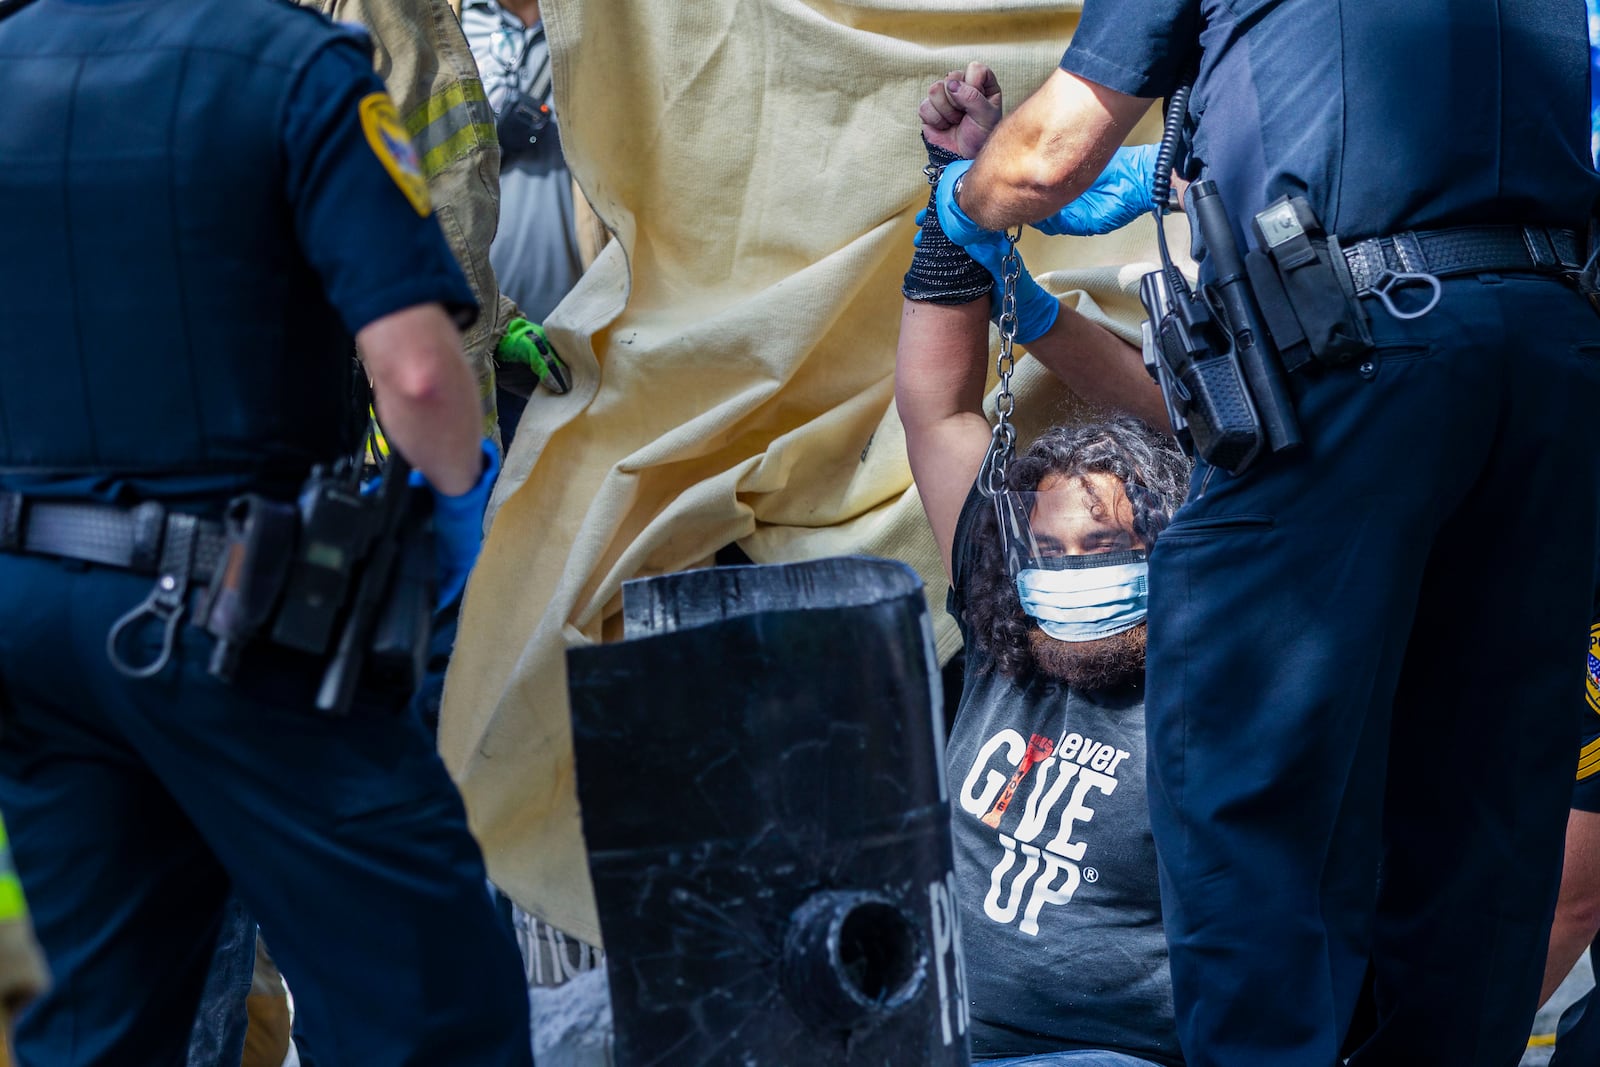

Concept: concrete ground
[[270, 949, 1592, 1066], [1523, 951, 1594, 1067]]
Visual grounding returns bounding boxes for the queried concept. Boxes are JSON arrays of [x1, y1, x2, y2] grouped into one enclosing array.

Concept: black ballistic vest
[[0, 0, 364, 489]]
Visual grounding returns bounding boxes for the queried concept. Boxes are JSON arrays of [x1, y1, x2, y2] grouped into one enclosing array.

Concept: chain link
[[982, 228, 1023, 497]]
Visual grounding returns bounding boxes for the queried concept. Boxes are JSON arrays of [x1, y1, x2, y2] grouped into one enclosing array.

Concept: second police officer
[[932, 2, 1600, 1066], [0, 0, 532, 1063]]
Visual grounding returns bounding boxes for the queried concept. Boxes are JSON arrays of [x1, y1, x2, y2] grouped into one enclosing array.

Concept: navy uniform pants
[[0, 554, 533, 1067], [1146, 274, 1600, 1067]]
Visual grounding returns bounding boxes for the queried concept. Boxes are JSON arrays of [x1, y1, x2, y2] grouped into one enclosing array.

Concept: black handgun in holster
[[302, 454, 429, 716], [363, 490, 436, 696]]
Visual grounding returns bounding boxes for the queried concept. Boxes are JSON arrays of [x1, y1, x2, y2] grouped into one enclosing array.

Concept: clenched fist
[[918, 61, 1002, 160]]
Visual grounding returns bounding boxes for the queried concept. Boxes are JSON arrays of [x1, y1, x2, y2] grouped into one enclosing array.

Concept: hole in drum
[[836, 900, 918, 1003]]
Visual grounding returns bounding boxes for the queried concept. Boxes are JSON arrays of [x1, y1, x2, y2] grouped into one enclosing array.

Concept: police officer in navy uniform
[[1543, 607, 1600, 1066], [926, 3, 1600, 1066], [0, 0, 532, 1063]]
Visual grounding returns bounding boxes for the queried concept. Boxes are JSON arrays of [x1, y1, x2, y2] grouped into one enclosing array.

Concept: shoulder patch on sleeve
[[1580, 624, 1600, 782], [358, 92, 432, 217], [1588, 621, 1600, 716]]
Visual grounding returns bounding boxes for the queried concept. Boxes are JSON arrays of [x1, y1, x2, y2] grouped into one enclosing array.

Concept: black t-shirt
[[945, 484, 1181, 1065], [1062, 0, 1600, 245]]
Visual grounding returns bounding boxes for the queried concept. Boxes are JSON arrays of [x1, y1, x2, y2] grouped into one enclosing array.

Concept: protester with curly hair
[[898, 62, 1189, 1066]]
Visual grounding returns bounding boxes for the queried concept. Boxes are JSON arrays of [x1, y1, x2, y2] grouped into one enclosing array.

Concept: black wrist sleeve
[[902, 139, 993, 305]]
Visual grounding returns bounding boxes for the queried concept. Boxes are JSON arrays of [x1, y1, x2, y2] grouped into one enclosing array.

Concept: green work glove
[[497, 318, 571, 395]]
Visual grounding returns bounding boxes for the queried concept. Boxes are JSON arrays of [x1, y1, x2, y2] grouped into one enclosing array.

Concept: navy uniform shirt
[[284, 31, 476, 337], [0, 12, 474, 507], [1062, 0, 1600, 245]]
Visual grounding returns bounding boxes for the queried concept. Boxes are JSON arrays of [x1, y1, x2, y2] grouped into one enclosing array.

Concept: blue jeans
[[185, 894, 255, 1067], [983, 1054, 1168, 1066]]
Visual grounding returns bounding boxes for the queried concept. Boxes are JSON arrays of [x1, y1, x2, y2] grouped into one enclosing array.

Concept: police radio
[[270, 457, 377, 657], [1138, 85, 1301, 474]]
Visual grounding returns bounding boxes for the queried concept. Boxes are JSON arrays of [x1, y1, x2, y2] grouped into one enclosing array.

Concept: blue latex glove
[[915, 206, 1060, 344], [933, 158, 988, 250], [424, 438, 500, 612], [1030, 144, 1158, 237]]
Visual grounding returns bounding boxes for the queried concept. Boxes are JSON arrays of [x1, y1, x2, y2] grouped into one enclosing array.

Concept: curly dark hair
[[964, 416, 1191, 680]]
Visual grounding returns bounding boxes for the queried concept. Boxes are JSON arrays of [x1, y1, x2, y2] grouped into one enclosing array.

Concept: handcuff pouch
[[1250, 195, 1372, 366]]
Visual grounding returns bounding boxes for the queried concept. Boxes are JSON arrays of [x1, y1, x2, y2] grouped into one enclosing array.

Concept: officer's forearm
[[358, 303, 483, 496], [1541, 809, 1600, 1006], [959, 70, 1153, 232]]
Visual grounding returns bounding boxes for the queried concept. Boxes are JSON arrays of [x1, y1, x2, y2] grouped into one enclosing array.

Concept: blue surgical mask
[[1015, 550, 1149, 643]]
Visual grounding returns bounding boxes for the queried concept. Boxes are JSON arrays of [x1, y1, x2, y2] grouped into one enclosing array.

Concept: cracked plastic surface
[[567, 558, 970, 1066]]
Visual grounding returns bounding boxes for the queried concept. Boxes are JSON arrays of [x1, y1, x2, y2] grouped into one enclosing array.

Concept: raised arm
[[901, 65, 1172, 575], [896, 299, 995, 580]]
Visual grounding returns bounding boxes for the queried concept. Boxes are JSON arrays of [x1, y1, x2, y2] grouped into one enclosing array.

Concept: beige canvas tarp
[[438, 0, 1184, 945]]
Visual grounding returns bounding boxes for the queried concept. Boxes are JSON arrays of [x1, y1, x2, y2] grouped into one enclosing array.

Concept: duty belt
[[1342, 225, 1584, 296], [0, 492, 232, 679], [0, 493, 224, 582]]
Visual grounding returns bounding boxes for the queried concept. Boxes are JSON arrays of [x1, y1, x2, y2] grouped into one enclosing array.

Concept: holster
[[195, 495, 298, 682], [366, 496, 436, 696]]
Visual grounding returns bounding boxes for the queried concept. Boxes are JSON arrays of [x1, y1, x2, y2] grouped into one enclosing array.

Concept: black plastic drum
[[566, 557, 970, 1066]]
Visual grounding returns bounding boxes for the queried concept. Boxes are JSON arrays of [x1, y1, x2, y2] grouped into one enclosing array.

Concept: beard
[[1026, 621, 1147, 691]]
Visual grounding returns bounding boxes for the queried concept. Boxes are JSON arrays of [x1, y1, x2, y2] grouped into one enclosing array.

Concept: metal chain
[[981, 229, 1024, 497]]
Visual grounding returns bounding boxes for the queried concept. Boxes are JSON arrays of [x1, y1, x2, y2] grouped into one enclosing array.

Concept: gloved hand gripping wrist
[[902, 139, 994, 305], [929, 159, 1060, 344]]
